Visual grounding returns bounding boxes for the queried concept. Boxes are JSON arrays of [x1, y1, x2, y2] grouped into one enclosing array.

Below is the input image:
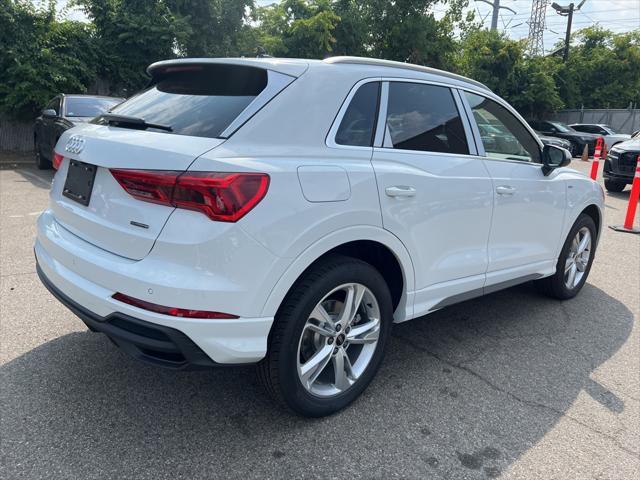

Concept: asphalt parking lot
[[1, 154, 638, 479]]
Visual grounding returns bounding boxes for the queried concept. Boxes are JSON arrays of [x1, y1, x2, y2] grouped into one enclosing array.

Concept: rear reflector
[[112, 292, 239, 319], [110, 169, 269, 222], [52, 152, 64, 170]]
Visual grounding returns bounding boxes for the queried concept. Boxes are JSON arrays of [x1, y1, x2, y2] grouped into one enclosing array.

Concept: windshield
[[550, 122, 573, 133], [602, 125, 616, 134], [106, 64, 267, 138], [65, 97, 122, 117]]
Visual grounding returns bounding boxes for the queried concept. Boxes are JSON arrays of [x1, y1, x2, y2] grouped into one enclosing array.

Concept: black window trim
[[376, 78, 478, 158], [458, 86, 544, 166]]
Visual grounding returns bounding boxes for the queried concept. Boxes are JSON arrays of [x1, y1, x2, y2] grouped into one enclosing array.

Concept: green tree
[[0, 0, 100, 120], [560, 27, 640, 109], [251, 0, 340, 58], [166, 0, 252, 57], [456, 29, 563, 117], [74, 0, 189, 94]]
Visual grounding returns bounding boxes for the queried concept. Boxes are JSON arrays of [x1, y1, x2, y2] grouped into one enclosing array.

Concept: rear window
[[107, 64, 268, 138], [65, 97, 122, 117]]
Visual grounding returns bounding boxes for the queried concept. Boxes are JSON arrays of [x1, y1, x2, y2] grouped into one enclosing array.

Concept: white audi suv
[[36, 57, 604, 416]]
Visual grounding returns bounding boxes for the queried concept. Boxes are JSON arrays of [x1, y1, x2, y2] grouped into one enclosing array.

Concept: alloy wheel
[[564, 227, 592, 289], [296, 283, 381, 397]]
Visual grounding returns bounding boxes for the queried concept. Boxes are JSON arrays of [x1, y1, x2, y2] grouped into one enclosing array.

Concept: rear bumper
[[37, 263, 218, 369], [35, 232, 274, 365]]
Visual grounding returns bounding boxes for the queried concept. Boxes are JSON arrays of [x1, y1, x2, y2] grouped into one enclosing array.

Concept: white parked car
[[36, 57, 604, 416], [569, 123, 631, 150]]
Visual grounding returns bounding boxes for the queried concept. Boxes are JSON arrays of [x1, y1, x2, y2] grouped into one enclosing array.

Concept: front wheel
[[604, 179, 626, 193], [34, 138, 51, 170], [536, 214, 597, 300], [257, 255, 393, 417]]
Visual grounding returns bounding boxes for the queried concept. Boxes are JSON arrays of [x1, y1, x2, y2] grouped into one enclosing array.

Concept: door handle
[[385, 186, 416, 198], [496, 185, 516, 196]]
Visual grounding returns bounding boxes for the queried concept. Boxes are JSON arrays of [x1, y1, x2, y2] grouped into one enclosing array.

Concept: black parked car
[[603, 131, 640, 192], [529, 120, 599, 157], [34, 94, 124, 169]]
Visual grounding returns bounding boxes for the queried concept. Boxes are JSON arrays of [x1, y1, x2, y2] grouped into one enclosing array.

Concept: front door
[[463, 92, 566, 288], [371, 81, 494, 317]]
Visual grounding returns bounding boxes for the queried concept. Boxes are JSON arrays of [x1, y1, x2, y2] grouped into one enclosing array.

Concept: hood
[[612, 138, 640, 152]]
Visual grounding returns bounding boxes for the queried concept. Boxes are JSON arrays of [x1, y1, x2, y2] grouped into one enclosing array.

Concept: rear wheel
[[604, 179, 626, 193], [536, 214, 597, 300], [257, 255, 393, 417]]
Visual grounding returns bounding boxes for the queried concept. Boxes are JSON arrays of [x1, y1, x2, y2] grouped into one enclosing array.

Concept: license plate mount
[[63, 160, 97, 207]]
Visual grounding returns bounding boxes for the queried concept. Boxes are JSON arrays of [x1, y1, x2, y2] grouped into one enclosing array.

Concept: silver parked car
[[569, 124, 631, 150]]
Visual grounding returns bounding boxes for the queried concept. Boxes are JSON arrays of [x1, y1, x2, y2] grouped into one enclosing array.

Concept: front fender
[[260, 225, 415, 321], [561, 174, 604, 254]]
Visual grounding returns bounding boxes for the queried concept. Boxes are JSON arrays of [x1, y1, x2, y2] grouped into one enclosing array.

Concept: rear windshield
[[65, 97, 122, 117], [106, 64, 268, 138]]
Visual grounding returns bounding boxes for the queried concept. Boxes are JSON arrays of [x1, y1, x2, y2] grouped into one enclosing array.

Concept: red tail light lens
[[174, 172, 270, 222], [110, 169, 179, 205], [109, 169, 269, 222], [52, 152, 64, 170], [112, 292, 238, 319]]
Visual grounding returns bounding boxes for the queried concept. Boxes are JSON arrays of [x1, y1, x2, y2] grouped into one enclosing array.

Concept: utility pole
[[476, 0, 516, 31], [552, 0, 586, 62]]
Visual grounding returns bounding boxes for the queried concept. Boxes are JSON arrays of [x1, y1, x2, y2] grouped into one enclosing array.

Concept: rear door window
[[335, 82, 380, 147], [384, 82, 469, 155], [105, 64, 268, 138]]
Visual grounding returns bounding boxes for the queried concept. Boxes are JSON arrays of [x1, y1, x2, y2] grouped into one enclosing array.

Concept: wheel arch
[[261, 226, 415, 322], [581, 204, 601, 237]]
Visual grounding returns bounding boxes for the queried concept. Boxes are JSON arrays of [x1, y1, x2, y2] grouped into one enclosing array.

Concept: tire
[[257, 254, 393, 417], [604, 179, 626, 193], [34, 138, 52, 170], [535, 214, 597, 300]]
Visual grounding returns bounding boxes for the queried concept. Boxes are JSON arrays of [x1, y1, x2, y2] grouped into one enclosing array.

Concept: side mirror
[[42, 109, 57, 118], [542, 144, 572, 176]]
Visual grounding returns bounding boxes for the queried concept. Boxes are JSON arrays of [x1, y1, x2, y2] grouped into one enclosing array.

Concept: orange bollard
[[610, 156, 640, 234], [590, 137, 604, 180]]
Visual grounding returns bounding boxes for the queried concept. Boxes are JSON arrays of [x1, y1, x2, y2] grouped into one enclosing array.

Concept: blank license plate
[[63, 160, 97, 206]]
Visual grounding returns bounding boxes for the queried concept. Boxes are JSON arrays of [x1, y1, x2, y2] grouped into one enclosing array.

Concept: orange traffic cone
[[581, 144, 589, 162]]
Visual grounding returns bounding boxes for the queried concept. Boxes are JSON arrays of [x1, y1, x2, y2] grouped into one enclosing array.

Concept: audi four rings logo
[[65, 136, 85, 154]]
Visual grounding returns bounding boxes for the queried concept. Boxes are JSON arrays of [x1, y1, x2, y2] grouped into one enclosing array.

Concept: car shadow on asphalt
[[1, 282, 634, 479]]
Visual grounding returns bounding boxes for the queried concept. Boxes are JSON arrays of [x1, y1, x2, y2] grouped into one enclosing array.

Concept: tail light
[[110, 169, 269, 222], [52, 152, 64, 170], [112, 292, 238, 319]]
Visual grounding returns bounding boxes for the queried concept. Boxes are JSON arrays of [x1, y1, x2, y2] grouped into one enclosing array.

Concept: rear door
[[371, 80, 494, 315], [50, 63, 294, 260], [462, 91, 566, 286]]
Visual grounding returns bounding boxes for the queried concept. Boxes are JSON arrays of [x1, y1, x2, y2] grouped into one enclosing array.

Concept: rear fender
[[260, 225, 415, 321]]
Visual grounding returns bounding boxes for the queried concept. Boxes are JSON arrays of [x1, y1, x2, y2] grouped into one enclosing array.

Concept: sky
[[51, 0, 640, 55]]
